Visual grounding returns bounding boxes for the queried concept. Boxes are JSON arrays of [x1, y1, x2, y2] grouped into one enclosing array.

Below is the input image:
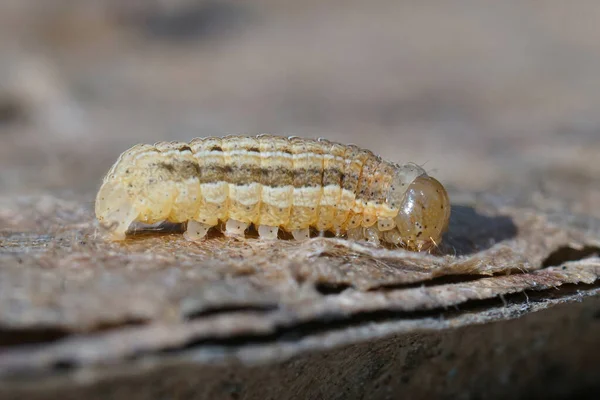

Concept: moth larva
[[95, 135, 451, 251]]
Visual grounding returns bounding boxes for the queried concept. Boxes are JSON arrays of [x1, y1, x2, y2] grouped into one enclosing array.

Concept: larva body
[[95, 135, 450, 251]]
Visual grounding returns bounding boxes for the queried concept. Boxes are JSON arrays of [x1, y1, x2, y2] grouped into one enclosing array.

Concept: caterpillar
[[95, 135, 450, 251]]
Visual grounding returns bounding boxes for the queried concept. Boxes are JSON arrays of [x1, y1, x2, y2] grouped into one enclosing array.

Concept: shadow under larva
[[95, 135, 451, 252]]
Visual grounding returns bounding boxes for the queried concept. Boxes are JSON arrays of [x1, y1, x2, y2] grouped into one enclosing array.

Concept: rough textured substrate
[[1, 190, 599, 399], [1, 1, 600, 398]]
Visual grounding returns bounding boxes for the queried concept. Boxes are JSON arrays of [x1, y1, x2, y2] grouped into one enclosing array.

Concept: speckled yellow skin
[[95, 135, 450, 250]]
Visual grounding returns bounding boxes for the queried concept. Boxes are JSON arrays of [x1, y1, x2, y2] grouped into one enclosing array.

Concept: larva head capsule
[[394, 174, 451, 251]]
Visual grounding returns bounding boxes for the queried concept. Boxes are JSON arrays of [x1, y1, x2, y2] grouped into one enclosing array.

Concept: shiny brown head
[[394, 174, 451, 251]]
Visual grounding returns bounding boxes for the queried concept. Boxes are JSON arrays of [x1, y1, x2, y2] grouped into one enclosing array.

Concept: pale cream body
[[95, 136, 450, 250]]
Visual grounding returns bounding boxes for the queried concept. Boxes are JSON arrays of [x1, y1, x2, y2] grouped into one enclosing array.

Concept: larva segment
[[190, 137, 228, 226], [335, 146, 371, 232], [315, 139, 345, 232], [358, 156, 381, 228], [363, 157, 398, 229], [95, 135, 451, 252], [125, 149, 176, 223], [95, 180, 138, 240], [104, 143, 157, 182], [222, 136, 261, 226], [257, 135, 294, 229], [349, 151, 380, 229], [96, 141, 202, 238], [153, 141, 202, 223], [286, 137, 325, 231]]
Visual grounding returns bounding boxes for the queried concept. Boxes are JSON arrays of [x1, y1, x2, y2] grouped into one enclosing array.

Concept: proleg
[[95, 135, 451, 251]]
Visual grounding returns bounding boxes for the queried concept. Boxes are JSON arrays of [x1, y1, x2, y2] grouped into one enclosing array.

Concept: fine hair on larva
[[95, 135, 451, 251]]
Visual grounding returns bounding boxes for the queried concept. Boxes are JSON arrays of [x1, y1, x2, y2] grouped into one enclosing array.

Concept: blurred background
[[0, 0, 598, 216]]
